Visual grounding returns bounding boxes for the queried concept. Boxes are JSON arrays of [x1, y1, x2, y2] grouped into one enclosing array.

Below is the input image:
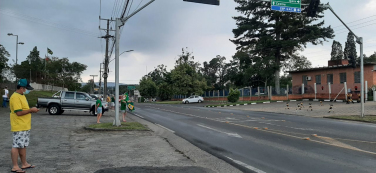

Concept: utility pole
[[99, 19, 114, 100], [90, 75, 98, 94], [99, 63, 103, 95]]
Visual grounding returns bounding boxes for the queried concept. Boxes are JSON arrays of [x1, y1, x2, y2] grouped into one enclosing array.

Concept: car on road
[[182, 95, 204, 104], [37, 91, 108, 115]]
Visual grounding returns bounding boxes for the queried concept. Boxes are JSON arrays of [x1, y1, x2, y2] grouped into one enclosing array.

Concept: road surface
[[132, 103, 376, 173]]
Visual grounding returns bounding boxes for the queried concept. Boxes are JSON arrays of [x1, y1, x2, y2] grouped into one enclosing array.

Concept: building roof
[[288, 63, 376, 73]]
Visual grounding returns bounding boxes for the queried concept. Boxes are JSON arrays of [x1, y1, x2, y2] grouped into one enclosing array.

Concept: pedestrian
[[121, 95, 128, 122], [106, 95, 111, 109], [96, 96, 103, 123], [10, 79, 39, 173], [2, 86, 9, 108], [111, 95, 115, 110]]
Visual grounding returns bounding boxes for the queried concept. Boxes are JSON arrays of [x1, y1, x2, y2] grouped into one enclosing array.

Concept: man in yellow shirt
[[9, 79, 39, 173]]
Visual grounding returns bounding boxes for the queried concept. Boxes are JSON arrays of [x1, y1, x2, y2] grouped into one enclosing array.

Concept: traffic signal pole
[[321, 4, 364, 117]]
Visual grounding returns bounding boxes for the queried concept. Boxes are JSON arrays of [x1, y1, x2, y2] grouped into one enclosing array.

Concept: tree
[[201, 55, 228, 90], [283, 54, 312, 71], [364, 52, 376, 64], [81, 80, 97, 93], [231, 0, 334, 94], [170, 48, 207, 96], [0, 44, 10, 82], [330, 40, 344, 60], [139, 76, 158, 98], [344, 32, 357, 60]]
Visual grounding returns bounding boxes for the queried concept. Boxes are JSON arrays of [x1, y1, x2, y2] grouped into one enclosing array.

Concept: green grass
[[1, 90, 56, 107], [87, 122, 149, 130], [27, 91, 56, 107], [206, 100, 273, 107], [325, 115, 376, 123]]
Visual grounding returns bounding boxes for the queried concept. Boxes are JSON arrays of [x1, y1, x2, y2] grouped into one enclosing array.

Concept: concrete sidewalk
[[221, 101, 376, 117], [0, 108, 240, 173]]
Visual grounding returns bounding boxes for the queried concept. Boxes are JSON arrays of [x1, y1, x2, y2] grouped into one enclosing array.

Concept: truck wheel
[[48, 104, 61, 115]]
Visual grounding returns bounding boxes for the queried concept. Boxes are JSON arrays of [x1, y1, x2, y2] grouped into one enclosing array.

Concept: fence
[[172, 85, 292, 101]]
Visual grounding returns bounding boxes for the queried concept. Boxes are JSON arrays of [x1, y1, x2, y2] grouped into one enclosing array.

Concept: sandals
[[21, 165, 35, 169], [11, 169, 25, 173]]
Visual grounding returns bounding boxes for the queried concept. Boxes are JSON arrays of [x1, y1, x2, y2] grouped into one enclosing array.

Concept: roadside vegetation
[[325, 115, 376, 123]]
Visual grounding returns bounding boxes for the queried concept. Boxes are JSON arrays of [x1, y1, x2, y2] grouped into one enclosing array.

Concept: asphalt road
[[132, 103, 376, 173]]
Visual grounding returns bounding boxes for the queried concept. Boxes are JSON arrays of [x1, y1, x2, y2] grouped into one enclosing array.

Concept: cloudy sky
[[1, 0, 376, 85]]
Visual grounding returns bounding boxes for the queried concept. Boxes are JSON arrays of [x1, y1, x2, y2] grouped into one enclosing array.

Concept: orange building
[[289, 59, 375, 100]]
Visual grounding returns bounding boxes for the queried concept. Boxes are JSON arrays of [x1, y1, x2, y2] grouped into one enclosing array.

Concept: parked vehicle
[[182, 95, 204, 104], [37, 91, 108, 115]]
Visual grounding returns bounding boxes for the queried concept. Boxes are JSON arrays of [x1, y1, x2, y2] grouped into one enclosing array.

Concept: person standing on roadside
[[96, 96, 103, 123], [2, 86, 9, 108], [10, 79, 39, 173], [121, 95, 128, 122], [111, 95, 115, 110]]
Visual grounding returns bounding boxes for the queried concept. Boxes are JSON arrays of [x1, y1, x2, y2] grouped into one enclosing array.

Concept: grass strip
[[87, 122, 149, 130], [324, 115, 376, 123]]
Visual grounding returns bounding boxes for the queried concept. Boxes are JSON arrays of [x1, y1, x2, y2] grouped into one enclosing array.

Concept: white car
[[182, 95, 204, 104]]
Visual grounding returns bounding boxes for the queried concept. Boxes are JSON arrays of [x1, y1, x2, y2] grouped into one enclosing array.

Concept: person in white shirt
[[2, 86, 9, 108]]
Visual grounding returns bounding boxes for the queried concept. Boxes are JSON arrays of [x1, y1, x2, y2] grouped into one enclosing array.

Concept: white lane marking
[[155, 123, 175, 133], [197, 124, 242, 138], [226, 156, 267, 173], [133, 114, 144, 119]]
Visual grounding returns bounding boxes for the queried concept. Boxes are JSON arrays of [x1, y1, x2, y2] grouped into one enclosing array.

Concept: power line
[[334, 18, 376, 33], [332, 15, 376, 29]]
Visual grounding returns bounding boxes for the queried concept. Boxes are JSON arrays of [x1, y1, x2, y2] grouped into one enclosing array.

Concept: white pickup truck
[[37, 91, 108, 115]]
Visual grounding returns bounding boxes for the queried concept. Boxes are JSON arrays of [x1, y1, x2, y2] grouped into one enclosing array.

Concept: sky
[[1, 0, 376, 85]]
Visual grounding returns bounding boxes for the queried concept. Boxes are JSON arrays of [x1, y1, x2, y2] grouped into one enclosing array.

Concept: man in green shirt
[[96, 97, 103, 123]]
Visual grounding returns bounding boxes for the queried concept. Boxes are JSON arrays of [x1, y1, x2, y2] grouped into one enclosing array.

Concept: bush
[[227, 88, 240, 103], [140, 97, 145, 102]]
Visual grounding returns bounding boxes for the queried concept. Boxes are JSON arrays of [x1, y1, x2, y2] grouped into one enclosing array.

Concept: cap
[[17, 79, 34, 90]]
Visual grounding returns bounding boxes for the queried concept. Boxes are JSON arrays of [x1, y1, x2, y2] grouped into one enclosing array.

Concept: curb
[[83, 126, 150, 131]]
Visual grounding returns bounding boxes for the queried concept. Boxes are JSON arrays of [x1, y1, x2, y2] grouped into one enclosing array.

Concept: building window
[[354, 71, 360, 83], [327, 74, 333, 84], [315, 75, 321, 84], [340, 73, 346, 83]]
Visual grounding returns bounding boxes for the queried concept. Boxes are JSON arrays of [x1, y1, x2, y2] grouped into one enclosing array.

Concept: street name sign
[[271, 0, 301, 13]]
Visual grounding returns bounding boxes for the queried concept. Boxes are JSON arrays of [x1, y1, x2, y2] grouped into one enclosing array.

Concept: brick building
[[289, 59, 376, 100]]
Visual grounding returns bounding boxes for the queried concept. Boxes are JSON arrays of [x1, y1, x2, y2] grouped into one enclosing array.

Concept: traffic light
[[183, 0, 219, 5], [307, 0, 320, 17]]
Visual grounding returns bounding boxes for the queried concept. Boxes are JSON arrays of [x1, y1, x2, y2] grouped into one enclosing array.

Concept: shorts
[[97, 107, 102, 114], [121, 110, 126, 113], [12, 130, 30, 148], [111, 102, 115, 107]]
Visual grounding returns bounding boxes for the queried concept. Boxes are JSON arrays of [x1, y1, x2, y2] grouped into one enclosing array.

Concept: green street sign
[[127, 86, 136, 90], [271, 0, 301, 13]]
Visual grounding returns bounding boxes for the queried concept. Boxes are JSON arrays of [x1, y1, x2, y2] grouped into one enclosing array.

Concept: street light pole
[[90, 75, 98, 94]]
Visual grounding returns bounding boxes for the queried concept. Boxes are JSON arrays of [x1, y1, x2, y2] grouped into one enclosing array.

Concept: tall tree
[[139, 76, 158, 98], [344, 32, 357, 65], [231, 0, 334, 94], [283, 54, 312, 71], [201, 55, 228, 90], [0, 44, 10, 82], [330, 40, 344, 60], [171, 48, 207, 96]]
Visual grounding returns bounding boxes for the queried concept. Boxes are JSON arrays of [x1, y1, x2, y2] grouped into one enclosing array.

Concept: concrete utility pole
[[99, 19, 114, 100], [113, 0, 156, 126], [99, 63, 103, 95], [90, 75, 98, 94]]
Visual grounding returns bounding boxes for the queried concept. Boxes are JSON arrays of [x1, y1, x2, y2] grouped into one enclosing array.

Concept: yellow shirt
[[9, 92, 31, 132]]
